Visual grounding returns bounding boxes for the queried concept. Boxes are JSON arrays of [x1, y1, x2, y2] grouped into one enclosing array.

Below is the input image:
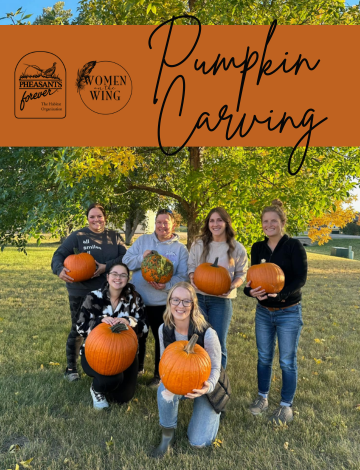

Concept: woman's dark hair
[[86, 203, 107, 221], [261, 199, 287, 225], [196, 207, 236, 265], [155, 208, 175, 223]]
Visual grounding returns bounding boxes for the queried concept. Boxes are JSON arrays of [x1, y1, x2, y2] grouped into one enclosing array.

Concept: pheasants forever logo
[[15, 51, 66, 119], [76, 61, 132, 115]]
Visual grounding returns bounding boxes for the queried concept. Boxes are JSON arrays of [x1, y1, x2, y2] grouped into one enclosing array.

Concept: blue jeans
[[157, 383, 220, 447], [255, 303, 303, 405], [197, 294, 232, 369]]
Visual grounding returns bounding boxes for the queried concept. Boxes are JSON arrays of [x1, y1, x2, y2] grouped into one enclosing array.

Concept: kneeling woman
[[153, 282, 224, 457], [76, 263, 148, 410]]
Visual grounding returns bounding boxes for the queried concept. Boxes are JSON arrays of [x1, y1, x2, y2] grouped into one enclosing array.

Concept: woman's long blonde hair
[[163, 282, 208, 332]]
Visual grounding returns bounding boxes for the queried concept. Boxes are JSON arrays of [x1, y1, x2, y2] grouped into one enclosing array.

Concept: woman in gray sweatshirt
[[122, 209, 189, 387]]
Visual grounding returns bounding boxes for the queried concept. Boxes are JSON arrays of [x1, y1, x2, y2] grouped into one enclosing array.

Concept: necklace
[[110, 297, 119, 312]]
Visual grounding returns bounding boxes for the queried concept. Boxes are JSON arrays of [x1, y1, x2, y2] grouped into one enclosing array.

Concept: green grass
[[305, 238, 360, 261], [1, 246, 360, 469]]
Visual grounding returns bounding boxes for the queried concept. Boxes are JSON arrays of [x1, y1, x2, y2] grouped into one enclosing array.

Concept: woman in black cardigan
[[244, 199, 307, 425]]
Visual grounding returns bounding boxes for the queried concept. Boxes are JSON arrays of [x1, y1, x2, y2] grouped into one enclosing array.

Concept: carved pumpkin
[[159, 334, 211, 395], [246, 259, 285, 293], [64, 250, 96, 282], [193, 257, 231, 295], [85, 323, 138, 376], [141, 250, 173, 283]]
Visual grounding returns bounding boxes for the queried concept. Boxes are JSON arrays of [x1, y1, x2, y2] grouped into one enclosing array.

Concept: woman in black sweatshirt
[[244, 199, 307, 425], [51, 203, 126, 382]]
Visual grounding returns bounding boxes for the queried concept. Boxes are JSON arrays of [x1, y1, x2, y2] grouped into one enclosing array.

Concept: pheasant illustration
[[24, 62, 57, 78]]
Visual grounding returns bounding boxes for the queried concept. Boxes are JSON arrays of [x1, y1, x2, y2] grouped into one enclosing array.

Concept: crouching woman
[[76, 263, 148, 410], [153, 282, 229, 457]]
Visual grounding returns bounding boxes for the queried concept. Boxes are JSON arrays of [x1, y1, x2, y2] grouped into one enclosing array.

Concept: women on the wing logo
[[76, 60, 132, 115], [14, 51, 66, 119]]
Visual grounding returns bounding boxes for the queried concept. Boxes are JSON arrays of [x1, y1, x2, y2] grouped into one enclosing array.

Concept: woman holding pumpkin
[[122, 209, 189, 387], [51, 203, 127, 382], [244, 199, 307, 425], [76, 262, 147, 410], [153, 282, 223, 457], [188, 207, 248, 369]]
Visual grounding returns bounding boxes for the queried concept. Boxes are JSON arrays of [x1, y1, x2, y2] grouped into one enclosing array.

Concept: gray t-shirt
[[159, 324, 221, 394]]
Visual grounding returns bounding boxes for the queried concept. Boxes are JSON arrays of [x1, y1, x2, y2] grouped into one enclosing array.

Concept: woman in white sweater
[[188, 207, 248, 369]]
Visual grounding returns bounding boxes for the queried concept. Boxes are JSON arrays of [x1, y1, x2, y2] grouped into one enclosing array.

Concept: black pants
[[66, 295, 86, 370], [81, 352, 138, 403], [138, 305, 166, 378]]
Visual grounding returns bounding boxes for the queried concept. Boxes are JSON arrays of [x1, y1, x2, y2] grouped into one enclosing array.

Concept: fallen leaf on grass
[[126, 405, 131, 412], [0, 318, 4, 321], [32, 336, 38, 339], [355, 405, 360, 411], [49, 362, 60, 366], [8, 444, 21, 453], [314, 358, 322, 364], [133, 398, 138, 403], [105, 437, 114, 450], [40, 365, 44, 370], [314, 338, 325, 343], [0, 330, 3, 333], [284, 442, 289, 450], [213, 438, 223, 448], [19, 457, 34, 468], [312, 372, 318, 375]]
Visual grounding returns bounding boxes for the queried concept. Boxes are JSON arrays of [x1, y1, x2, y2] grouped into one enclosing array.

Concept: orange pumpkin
[[159, 334, 212, 395], [246, 260, 285, 293], [85, 323, 138, 376], [193, 257, 231, 295], [64, 250, 96, 282], [141, 250, 173, 283]]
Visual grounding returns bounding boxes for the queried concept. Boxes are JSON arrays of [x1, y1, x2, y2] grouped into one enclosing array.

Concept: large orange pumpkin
[[85, 323, 138, 376], [193, 257, 231, 295], [159, 334, 211, 395], [64, 250, 96, 282], [246, 259, 285, 293], [141, 250, 173, 283]]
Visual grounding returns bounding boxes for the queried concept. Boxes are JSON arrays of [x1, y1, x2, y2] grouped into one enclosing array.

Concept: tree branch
[[126, 183, 190, 212]]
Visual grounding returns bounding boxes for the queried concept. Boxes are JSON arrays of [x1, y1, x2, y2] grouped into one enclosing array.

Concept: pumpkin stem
[[184, 334, 199, 354], [110, 323, 129, 333], [211, 257, 219, 268], [261, 259, 266, 264], [73, 248, 80, 255]]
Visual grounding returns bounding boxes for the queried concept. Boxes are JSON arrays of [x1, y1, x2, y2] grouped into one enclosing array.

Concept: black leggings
[[138, 305, 166, 377], [66, 295, 85, 370], [81, 352, 138, 404]]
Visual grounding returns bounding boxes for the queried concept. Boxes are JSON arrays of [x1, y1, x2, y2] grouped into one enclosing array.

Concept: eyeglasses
[[170, 298, 193, 307], [109, 272, 128, 279]]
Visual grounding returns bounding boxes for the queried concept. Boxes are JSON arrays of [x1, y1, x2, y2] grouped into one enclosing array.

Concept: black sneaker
[[148, 376, 161, 389], [64, 367, 80, 382]]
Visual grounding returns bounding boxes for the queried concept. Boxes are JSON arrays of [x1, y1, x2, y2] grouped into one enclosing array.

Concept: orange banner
[[1, 18, 359, 165]]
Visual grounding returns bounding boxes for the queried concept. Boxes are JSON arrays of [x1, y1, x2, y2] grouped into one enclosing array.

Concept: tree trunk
[[186, 201, 202, 249], [124, 210, 144, 245], [186, 146, 203, 249]]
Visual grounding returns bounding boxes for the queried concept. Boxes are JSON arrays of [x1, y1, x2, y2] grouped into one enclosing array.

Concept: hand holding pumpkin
[[149, 281, 166, 290], [102, 317, 130, 326], [246, 281, 268, 300], [185, 381, 210, 399], [59, 267, 74, 283], [92, 262, 106, 278]]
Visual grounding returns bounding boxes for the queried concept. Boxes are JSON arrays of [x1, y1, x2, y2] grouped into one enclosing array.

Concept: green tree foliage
[[33, 1, 72, 25], [0, 147, 168, 251]]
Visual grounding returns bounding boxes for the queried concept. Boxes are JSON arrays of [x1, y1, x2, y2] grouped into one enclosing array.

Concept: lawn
[[0, 243, 360, 470], [305, 238, 360, 261]]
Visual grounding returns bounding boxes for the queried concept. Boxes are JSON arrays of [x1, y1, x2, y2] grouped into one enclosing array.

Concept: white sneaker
[[90, 384, 109, 410]]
